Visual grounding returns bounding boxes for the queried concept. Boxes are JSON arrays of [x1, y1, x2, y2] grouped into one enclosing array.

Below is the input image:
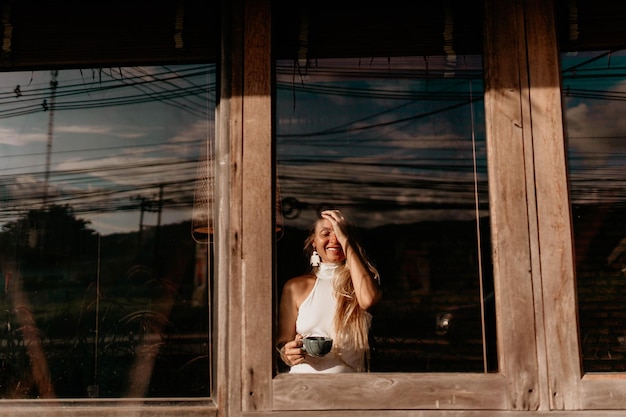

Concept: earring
[[310, 250, 321, 267]]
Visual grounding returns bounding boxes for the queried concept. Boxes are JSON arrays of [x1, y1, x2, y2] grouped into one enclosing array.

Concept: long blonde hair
[[304, 214, 380, 371]]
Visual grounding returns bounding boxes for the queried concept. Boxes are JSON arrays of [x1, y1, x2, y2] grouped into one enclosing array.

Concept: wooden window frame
[[228, 0, 529, 412], [218, 0, 626, 415]]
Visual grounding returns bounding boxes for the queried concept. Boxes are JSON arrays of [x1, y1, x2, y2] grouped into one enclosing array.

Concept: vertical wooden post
[[241, 0, 273, 412], [483, 0, 540, 410], [217, 0, 273, 413], [525, 0, 582, 409], [485, 0, 582, 410], [216, 0, 244, 416]]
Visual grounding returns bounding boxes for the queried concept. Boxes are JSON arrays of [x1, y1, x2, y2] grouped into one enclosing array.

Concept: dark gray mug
[[302, 336, 333, 357]]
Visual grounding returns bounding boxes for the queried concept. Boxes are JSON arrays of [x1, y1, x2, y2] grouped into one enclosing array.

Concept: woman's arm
[[276, 277, 309, 366], [321, 210, 381, 310]]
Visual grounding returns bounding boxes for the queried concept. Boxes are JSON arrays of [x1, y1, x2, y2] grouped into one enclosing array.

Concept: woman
[[276, 209, 381, 373]]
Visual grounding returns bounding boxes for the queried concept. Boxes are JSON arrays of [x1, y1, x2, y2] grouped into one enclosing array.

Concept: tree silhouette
[[0, 205, 98, 288]]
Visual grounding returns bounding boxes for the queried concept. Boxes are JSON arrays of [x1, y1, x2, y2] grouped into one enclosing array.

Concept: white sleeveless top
[[290, 262, 362, 373]]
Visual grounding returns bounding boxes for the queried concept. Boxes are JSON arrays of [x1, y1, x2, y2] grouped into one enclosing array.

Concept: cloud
[[565, 80, 626, 157], [56, 154, 189, 186], [170, 119, 213, 142], [56, 125, 112, 135], [146, 119, 213, 161], [0, 126, 47, 146]]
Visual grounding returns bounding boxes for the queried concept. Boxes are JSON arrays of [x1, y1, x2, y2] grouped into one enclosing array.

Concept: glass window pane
[[275, 55, 496, 373], [0, 65, 214, 397], [561, 50, 626, 373]]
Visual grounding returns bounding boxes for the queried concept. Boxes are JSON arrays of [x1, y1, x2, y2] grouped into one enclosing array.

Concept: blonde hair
[[304, 214, 380, 371]]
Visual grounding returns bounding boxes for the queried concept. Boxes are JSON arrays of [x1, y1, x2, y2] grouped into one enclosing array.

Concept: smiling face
[[312, 218, 346, 263]]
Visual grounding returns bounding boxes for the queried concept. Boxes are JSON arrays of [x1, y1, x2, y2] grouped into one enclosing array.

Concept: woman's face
[[313, 218, 346, 263]]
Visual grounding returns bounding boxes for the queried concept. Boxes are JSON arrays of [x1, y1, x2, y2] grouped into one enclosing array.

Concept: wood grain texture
[[242, 0, 273, 412], [524, 0, 583, 410], [216, 1, 245, 416], [583, 378, 626, 409], [483, 0, 540, 410], [273, 373, 507, 410]]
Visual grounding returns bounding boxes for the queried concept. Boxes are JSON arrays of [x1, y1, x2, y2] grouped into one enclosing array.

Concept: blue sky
[[561, 50, 626, 205], [0, 52, 622, 235], [0, 65, 214, 235], [275, 56, 487, 229], [275, 52, 626, 230]]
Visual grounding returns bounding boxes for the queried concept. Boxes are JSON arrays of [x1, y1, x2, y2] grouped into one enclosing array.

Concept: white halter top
[[290, 263, 360, 373]]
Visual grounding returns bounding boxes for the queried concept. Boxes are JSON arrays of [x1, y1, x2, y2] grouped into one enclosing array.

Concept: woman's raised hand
[[321, 209, 348, 244]]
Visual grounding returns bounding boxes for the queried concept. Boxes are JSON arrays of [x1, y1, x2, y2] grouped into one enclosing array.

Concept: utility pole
[[137, 197, 147, 248], [154, 184, 164, 261], [38, 70, 58, 271], [43, 70, 58, 207]]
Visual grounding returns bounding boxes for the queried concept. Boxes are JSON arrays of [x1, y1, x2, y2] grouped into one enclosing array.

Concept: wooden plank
[[483, 0, 540, 410], [4, 403, 626, 417], [241, 0, 273, 412], [518, 0, 551, 410], [262, 411, 626, 417], [0, 402, 217, 417], [273, 374, 508, 410], [263, 412, 626, 417], [523, 0, 583, 410], [216, 0, 245, 416], [583, 378, 626, 409]]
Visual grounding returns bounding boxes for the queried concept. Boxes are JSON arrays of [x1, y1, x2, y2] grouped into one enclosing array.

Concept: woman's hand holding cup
[[278, 334, 334, 366], [278, 334, 306, 366]]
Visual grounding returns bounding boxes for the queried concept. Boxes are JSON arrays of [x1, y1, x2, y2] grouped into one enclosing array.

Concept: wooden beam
[[273, 373, 507, 410], [241, 0, 273, 412], [216, 0, 244, 416], [524, 0, 583, 410], [483, 0, 540, 410]]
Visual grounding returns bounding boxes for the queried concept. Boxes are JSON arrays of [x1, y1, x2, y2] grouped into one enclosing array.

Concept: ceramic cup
[[302, 336, 333, 357]]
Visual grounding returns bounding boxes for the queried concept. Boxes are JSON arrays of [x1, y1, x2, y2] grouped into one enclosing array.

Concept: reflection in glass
[[275, 56, 496, 373], [0, 65, 214, 397], [562, 50, 626, 372]]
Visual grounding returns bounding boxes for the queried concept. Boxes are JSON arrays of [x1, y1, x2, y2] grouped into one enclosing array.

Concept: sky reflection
[[0, 65, 215, 235]]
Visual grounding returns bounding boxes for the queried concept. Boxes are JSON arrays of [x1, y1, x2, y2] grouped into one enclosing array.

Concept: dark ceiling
[[0, 0, 218, 70], [273, 0, 484, 60], [0, 0, 624, 71]]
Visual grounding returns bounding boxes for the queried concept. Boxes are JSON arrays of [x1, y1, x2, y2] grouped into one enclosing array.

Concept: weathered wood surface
[[241, 0, 273, 413], [524, 0, 583, 410], [583, 376, 626, 409], [262, 411, 626, 417], [0, 401, 216, 417], [483, 0, 540, 410], [516, 0, 552, 408], [261, 412, 626, 417], [273, 373, 507, 410], [217, 0, 245, 416], [2, 403, 626, 417]]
